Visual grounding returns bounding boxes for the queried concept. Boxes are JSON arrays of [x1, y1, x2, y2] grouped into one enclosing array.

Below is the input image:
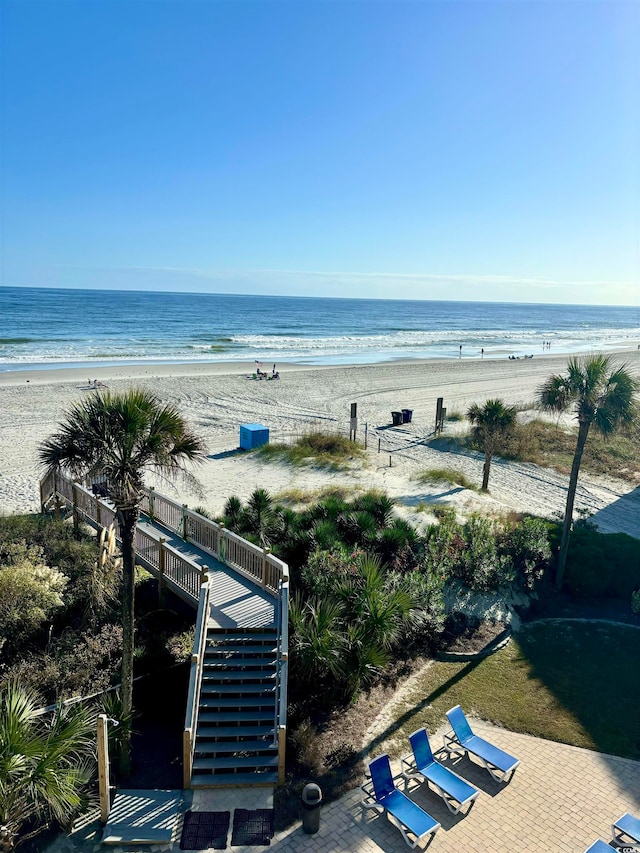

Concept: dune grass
[[413, 467, 478, 491], [257, 431, 365, 470], [448, 418, 640, 482], [374, 621, 640, 761]]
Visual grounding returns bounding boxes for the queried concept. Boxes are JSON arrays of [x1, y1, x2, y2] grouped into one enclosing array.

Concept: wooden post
[[378, 437, 381, 453], [148, 487, 155, 521], [435, 397, 443, 435], [277, 724, 286, 785], [95, 494, 102, 530], [71, 483, 80, 539], [200, 564, 209, 585], [97, 714, 110, 823], [364, 422, 368, 450], [183, 728, 192, 789], [158, 537, 166, 607], [182, 504, 189, 541], [262, 547, 271, 590], [349, 402, 357, 441], [218, 523, 226, 563], [389, 454, 392, 467]]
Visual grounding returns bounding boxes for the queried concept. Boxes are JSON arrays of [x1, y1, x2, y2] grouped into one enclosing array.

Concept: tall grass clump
[[414, 468, 478, 491], [258, 431, 364, 470]]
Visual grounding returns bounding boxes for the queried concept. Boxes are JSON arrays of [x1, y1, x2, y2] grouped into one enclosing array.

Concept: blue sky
[[1, 1, 638, 305]]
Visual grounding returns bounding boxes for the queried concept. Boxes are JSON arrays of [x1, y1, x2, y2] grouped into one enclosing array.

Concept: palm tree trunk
[[118, 507, 138, 776], [482, 451, 492, 491], [556, 420, 590, 590]]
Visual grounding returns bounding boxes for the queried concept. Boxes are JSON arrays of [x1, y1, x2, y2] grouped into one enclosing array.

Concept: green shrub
[[384, 568, 445, 649], [632, 590, 640, 615], [2, 625, 123, 703], [459, 516, 513, 591], [0, 542, 68, 653], [501, 517, 552, 590]]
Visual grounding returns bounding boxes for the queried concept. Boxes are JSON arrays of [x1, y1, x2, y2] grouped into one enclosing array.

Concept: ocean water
[[0, 286, 638, 371]]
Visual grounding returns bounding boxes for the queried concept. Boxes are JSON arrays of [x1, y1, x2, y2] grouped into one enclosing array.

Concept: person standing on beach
[[459, 344, 462, 358]]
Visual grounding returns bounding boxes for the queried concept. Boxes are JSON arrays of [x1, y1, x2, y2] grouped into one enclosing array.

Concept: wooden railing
[[275, 566, 289, 784], [183, 578, 211, 788]]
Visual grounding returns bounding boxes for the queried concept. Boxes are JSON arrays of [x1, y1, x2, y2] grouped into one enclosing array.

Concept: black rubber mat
[[231, 808, 274, 846], [179, 810, 230, 850]]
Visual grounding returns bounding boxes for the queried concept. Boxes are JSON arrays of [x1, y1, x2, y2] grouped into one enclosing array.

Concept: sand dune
[[1, 351, 638, 539]]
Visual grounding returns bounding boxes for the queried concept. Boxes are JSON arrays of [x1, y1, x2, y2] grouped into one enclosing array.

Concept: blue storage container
[[239, 423, 269, 450]]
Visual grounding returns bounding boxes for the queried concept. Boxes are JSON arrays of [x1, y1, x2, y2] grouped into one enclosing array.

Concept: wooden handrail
[[183, 579, 211, 788]]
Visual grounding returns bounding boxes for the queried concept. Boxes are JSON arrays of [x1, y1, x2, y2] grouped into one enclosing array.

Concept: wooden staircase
[[190, 627, 280, 788]]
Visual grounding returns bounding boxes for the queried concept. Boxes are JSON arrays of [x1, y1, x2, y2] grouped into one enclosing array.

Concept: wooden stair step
[[194, 739, 277, 754], [201, 670, 275, 682], [196, 725, 275, 739], [203, 657, 276, 668], [199, 696, 275, 709], [193, 754, 279, 770], [205, 644, 277, 656], [198, 710, 274, 723], [199, 682, 275, 695], [190, 771, 278, 788]]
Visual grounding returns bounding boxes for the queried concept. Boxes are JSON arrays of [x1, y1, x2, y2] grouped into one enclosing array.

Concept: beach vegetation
[[467, 398, 517, 491], [0, 543, 67, 656], [492, 417, 640, 481], [292, 554, 419, 703], [445, 410, 464, 422], [257, 431, 364, 470], [38, 389, 206, 773], [0, 682, 95, 852], [413, 467, 478, 491], [537, 355, 639, 589]]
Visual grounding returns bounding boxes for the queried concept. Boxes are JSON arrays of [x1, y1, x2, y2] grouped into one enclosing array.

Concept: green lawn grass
[[372, 621, 640, 761]]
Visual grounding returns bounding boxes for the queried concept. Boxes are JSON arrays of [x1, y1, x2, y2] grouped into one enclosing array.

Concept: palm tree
[[467, 399, 517, 491], [39, 389, 205, 771], [538, 355, 638, 590], [0, 682, 94, 852]]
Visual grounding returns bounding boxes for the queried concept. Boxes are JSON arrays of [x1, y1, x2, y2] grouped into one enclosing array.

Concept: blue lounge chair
[[612, 812, 640, 846], [444, 705, 520, 783], [401, 728, 479, 814], [361, 754, 440, 848], [584, 841, 613, 853]]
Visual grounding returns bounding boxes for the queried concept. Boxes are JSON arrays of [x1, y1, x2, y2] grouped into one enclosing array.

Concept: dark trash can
[[391, 411, 403, 426], [301, 783, 322, 834], [402, 409, 413, 423]]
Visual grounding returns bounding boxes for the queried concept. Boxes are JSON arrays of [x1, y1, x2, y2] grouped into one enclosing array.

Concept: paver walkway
[[47, 723, 640, 853]]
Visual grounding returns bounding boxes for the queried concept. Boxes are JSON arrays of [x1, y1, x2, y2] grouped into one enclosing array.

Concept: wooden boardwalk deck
[[137, 517, 276, 630]]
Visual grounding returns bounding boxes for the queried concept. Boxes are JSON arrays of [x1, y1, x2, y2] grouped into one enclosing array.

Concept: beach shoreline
[[1, 348, 638, 540], [1, 346, 638, 388]]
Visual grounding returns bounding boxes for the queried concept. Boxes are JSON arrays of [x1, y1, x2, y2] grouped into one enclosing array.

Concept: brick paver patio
[[48, 723, 640, 853]]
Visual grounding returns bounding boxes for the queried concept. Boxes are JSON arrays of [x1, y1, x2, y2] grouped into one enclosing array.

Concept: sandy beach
[[1, 350, 639, 539]]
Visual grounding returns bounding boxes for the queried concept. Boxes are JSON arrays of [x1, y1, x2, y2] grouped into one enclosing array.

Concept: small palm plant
[[538, 355, 638, 589], [0, 683, 94, 852], [467, 399, 517, 491]]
